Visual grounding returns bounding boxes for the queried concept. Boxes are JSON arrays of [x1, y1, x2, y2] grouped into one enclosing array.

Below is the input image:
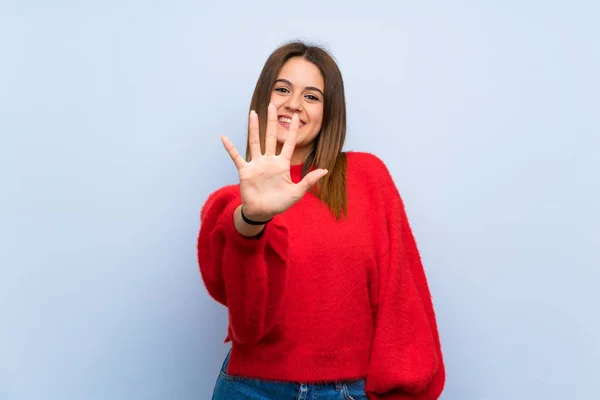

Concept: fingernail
[[293, 113, 298, 119]]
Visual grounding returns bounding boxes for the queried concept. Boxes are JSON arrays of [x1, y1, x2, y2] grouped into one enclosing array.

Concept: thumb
[[294, 169, 328, 196]]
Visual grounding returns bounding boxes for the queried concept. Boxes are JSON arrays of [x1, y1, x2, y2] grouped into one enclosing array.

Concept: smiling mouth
[[278, 116, 306, 128]]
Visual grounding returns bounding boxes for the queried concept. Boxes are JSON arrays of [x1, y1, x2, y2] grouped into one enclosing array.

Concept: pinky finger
[[221, 135, 246, 171]]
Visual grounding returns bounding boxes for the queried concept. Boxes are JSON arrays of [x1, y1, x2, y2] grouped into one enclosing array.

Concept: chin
[[275, 125, 312, 146]]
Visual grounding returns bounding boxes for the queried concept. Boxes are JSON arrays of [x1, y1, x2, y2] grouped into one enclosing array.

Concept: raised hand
[[220, 103, 328, 222]]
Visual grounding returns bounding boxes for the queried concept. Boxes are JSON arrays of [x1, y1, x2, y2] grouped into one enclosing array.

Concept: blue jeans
[[212, 350, 368, 400]]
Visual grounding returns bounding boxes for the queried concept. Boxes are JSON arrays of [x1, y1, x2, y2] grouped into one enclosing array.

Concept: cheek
[[310, 114, 323, 133], [308, 107, 324, 129], [269, 93, 285, 108]]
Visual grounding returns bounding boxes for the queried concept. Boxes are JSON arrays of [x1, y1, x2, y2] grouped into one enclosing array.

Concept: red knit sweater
[[197, 151, 445, 399]]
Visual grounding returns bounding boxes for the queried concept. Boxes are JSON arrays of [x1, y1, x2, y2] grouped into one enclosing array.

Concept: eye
[[305, 94, 320, 101], [274, 87, 290, 93]]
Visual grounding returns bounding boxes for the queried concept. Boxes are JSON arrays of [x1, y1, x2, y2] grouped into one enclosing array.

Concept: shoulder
[[345, 151, 403, 203], [345, 151, 394, 181]]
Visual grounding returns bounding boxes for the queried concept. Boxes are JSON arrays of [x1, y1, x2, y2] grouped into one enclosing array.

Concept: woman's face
[[270, 57, 324, 164]]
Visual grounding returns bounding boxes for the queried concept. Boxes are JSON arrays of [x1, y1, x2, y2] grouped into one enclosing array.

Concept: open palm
[[220, 103, 328, 221]]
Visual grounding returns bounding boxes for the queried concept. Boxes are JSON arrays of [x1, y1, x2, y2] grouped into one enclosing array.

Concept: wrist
[[240, 205, 274, 225], [233, 205, 266, 238]]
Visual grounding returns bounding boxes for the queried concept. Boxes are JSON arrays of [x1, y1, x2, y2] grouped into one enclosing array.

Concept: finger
[[264, 103, 278, 156], [294, 169, 328, 196], [248, 110, 261, 160], [279, 113, 299, 161], [220, 135, 246, 171]]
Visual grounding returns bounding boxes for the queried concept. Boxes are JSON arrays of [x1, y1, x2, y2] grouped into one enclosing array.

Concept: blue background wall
[[1, 1, 598, 399]]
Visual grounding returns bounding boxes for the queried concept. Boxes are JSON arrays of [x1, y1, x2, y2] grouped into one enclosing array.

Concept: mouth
[[278, 115, 306, 129]]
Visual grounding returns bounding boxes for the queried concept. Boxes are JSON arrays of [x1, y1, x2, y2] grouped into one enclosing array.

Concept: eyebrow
[[274, 78, 324, 97]]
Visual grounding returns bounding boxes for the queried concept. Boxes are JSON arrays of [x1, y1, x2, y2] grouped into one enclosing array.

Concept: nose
[[285, 94, 302, 113]]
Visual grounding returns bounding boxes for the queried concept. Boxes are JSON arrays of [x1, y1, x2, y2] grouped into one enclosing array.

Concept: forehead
[[277, 57, 324, 89]]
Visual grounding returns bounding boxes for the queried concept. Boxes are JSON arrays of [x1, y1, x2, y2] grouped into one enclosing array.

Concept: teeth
[[279, 117, 292, 124]]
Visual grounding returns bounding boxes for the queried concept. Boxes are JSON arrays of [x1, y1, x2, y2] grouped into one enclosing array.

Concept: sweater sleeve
[[196, 185, 289, 345], [365, 160, 445, 400]]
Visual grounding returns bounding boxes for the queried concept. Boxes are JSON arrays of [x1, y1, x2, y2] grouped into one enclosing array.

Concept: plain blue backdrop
[[1, 1, 598, 399]]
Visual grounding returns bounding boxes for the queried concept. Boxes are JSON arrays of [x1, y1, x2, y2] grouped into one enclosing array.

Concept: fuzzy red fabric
[[197, 151, 445, 399]]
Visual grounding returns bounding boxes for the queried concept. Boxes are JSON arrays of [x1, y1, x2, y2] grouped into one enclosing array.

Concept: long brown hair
[[246, 40, 348, 220]]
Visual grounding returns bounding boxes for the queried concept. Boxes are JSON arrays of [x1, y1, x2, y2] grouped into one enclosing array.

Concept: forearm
[[199, 186, 291, 344], [224, 204, 289, 344]]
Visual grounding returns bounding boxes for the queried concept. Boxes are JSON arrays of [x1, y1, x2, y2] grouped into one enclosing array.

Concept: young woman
[[197, 41, 445, 400]]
